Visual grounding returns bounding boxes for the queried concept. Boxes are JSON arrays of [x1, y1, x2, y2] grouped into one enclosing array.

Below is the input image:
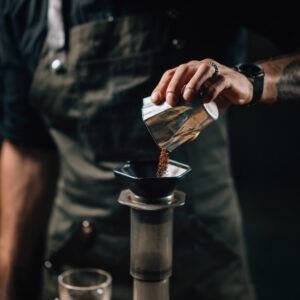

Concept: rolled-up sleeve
[[0, 0, 55, 149]]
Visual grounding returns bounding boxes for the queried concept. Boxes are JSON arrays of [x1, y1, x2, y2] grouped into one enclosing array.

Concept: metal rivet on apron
[[107, 14, 114, 22], [82, 220, 93, 234], [51, 58, 65, 73], [172, 38, 186, 50], [166, 8, 180, 19], [44, 260, 53, 269]]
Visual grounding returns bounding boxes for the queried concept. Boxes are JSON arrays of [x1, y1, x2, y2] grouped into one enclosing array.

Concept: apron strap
[[47, 0, 67, 73]]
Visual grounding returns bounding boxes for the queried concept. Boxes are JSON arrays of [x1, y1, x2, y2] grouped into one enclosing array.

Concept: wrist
[[234, 63, 265, 105]]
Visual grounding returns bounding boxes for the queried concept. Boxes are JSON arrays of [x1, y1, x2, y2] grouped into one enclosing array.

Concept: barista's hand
[[151, 59, 253, 111]]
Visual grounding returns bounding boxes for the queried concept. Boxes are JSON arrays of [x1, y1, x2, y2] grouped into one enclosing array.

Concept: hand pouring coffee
[[113, 96, 218, 300], [142, 96, 219, 176]]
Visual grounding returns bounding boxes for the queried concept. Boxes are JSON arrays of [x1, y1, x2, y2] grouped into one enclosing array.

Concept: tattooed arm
[[260, 52, 300, 104], [151, 52, 300, 110]]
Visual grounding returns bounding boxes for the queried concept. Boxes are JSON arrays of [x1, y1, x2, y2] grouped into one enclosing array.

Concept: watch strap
[[251, 74, 264, 104], [234, 63, 265, 105]]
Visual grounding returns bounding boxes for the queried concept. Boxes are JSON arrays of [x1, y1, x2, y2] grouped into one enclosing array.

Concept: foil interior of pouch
[[142, 96, 219, 152]]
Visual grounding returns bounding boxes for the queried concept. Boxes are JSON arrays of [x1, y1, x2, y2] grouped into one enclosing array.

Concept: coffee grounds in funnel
[[156, 148, 169, 177]]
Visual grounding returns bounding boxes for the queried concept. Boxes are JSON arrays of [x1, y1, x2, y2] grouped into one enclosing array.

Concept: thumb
[[188, 132, 200, 142]]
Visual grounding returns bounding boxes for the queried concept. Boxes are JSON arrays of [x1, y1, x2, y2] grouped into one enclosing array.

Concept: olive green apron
[[30, 4, 255, 300]]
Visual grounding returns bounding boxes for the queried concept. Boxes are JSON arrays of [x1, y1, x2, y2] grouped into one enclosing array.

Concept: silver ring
[[208, 62, 219, 77]]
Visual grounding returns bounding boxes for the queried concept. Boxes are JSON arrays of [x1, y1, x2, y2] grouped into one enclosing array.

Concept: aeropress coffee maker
[[114, 96, 219, 300], [114, 160, 190, 300]]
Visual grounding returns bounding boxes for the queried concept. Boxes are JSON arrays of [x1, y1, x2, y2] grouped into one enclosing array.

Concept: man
[[0, 1, 299, 300]]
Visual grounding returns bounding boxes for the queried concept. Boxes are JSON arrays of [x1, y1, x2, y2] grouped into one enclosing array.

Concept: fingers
[[165, 64, 194, 106], [202, 75, 227, 103], [151, 68, 176, 105], [183, 63, 216, 102], [152, 64, 195, 106], [188, 132, 200, 142], [151, 60, 220, 106], [214, 95, 232, 111]]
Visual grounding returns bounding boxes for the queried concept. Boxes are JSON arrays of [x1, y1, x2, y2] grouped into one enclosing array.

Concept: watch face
[[237, 63, 264, 77]]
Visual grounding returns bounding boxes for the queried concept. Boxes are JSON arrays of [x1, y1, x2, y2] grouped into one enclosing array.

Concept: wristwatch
[[234, 63, 265, 105]]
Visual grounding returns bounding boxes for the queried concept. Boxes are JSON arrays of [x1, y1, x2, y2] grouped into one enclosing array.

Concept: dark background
[[228, 30, 300, 300]]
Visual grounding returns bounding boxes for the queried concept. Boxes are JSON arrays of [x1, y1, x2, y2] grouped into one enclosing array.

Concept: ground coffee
[[156, 148, 169, 177]]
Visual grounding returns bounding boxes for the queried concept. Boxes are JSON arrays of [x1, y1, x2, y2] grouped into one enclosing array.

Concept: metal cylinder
[[142, 96, 219, 151], [133, 279, 169, 300], [130, 208, 173, 281], [117, 188, 186, 300]]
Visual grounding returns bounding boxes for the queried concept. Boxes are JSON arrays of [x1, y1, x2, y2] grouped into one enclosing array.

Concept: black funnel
[[114, 159, 191, 198]]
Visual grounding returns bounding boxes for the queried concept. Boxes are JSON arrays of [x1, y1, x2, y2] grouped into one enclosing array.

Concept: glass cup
[[58, 268, 112, 300]]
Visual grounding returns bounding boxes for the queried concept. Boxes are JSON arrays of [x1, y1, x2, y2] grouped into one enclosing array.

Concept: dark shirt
[[0, 0, 299, 148], [0, 49, 3, 144], [0, 0, 159, 148], [0, 0, 51, 148], [0, 0, 116, 148]]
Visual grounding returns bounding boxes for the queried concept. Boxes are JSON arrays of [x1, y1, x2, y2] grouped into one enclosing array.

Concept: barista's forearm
[[259, 52, 300, 104], [0, 141, 58, 287]]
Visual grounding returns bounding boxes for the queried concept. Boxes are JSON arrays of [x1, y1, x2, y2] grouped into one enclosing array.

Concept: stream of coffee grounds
[[156, 148, 170, 177]]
